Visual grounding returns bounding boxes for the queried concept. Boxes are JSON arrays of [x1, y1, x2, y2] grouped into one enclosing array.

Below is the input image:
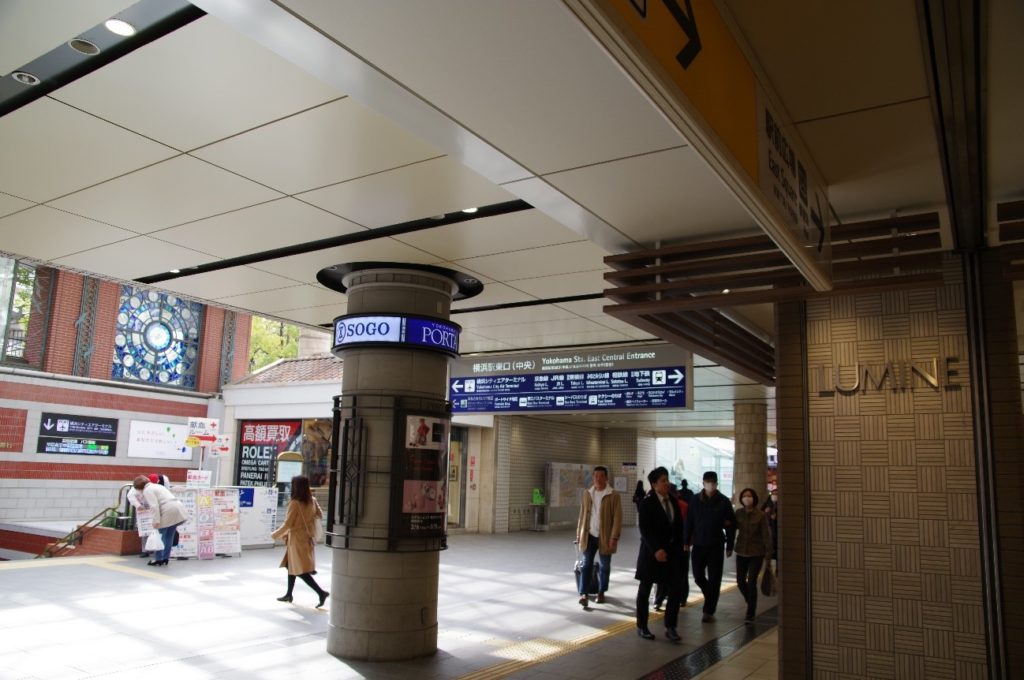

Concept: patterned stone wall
[[803, 261, 988, 679]]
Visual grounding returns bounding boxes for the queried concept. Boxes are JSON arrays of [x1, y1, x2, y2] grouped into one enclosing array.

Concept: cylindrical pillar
[[733, 402, 768, 503], [318, 263, 479, 662]]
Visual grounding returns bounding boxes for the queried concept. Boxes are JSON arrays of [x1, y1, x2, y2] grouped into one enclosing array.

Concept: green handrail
[[35, 484, 132, 559]]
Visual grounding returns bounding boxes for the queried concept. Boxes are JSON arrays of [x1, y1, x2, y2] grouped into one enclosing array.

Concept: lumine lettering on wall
[[810, 357, 963, 394]]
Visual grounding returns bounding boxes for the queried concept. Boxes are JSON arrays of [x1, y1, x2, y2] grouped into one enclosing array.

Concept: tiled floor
[[690, 629, 778, 680], [0, 527, 777, 680]]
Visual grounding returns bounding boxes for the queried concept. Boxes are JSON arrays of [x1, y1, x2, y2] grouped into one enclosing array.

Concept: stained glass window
[[113, 287, 203, 389]]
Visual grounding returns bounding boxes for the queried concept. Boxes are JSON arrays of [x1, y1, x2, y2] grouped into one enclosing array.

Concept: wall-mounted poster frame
[[389, 407, 450, 541]]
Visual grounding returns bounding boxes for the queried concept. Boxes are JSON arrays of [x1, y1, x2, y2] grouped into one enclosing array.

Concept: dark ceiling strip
[[996, 200, 1024, 223], [605, 234, 774, 268], [0, 0, 205, 118], [998, 220, 1024, 244], [451, 293, 603, 315], [136, 199, 533, 284], [916, 0, 986, 251]]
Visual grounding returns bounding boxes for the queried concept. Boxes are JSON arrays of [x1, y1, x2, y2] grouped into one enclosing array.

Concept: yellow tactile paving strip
[[0, 554, 172, 580], [457, 585, 739, 680]]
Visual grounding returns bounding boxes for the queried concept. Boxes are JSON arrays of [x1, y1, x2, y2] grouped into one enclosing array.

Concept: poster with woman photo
[[396, 415, 449, 535]]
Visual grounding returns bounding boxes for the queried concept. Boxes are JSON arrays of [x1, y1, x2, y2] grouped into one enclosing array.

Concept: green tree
[[248, 316, 299, 372]]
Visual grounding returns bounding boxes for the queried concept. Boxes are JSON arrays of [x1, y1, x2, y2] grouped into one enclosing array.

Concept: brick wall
[[197, 306, 225, 393], [43, 270, 82, 375], [231, 313, 252, 382], [88, 281, 120, 380], [23, 267, 56, 368], [0, 407, 26, 452]]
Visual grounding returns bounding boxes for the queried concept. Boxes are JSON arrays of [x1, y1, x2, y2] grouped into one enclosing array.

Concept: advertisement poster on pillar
[[396, 415, 449, 536], [235, 420, 301, 487]]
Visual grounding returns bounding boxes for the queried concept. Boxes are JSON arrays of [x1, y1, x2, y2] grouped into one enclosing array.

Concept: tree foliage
[[249, 316, 299, 372]]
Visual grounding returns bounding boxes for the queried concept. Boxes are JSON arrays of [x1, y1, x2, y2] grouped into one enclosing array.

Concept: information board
[[238, 486, 279, 546], [450, 344, 693, 414], [37, 412, 118, 456]]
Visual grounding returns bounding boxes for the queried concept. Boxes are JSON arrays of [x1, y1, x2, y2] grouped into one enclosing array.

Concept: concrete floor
[[0, 527, 776, 680]]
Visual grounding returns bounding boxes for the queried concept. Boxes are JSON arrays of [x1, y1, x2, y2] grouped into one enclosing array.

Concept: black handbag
[[760, 561, 777, 596]]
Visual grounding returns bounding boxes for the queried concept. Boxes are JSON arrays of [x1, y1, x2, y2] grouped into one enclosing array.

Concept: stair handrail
[[35, 483, 133, 559]]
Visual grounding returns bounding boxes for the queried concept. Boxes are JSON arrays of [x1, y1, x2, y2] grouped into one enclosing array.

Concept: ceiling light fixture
[[12, 71, 40, 86], [461, 207, 478, 214], [722, 288, 730, 294], [104, 18, 136, 36], [169, 269, 181, 274], [68, 39, 100, 55]]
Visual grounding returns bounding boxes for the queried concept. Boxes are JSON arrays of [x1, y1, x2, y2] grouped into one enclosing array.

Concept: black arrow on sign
[[663, 0, 701, 70]]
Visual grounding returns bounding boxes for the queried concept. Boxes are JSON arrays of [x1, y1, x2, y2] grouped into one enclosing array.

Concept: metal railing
[[35, 484, 133, 558]]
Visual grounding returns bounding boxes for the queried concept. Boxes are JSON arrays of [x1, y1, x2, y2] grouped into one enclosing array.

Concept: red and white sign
[[188, 417, 219, 442]]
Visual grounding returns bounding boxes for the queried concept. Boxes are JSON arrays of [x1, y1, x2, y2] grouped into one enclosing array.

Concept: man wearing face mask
[[684, 471, 736, 622]]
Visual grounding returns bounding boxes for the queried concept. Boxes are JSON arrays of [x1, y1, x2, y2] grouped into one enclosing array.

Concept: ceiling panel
[[274, 301, 348, 326], [987, 0, 1024, 201], [797, 99, 945, 218], [47, 155, 283, 233], [454, 241, 608, 282], [282, 0, 686, 174], [545, 147, 756, 247], [458, 331, 517, 354], [192, 98, 442, 195], [298, 156, 514, 229], [0, 206, 136, 261], [0, 192, 34, 219], [54, 237, 219, 281], [451, 281, 536, 310], [725, 0, 929, 123], [156, 266, 302, 301], [502, 327, 636, 349], [395, 209, 583, 262], [251, 239, 440, 284], [507, 269, 610, 298], [0, 0, 133, 75], [51, 15, 342, 151], [151, 197, 365, 259], [457, 305, 581, 331], [0, 97, 176, 204], [215, 284, 344, 312]]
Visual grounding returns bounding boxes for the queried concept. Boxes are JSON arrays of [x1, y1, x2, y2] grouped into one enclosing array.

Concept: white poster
[[187, 469, 212, 487], [127, 420, 192, 460], [170, 487, 198, 559], [239, 486, 279, 546]]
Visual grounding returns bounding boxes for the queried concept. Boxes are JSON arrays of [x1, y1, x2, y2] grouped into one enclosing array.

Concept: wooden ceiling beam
[[604, 250, 793, 283]]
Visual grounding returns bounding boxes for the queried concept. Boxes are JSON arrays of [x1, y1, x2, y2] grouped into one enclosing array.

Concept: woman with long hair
[[270, 475, 329, 607]]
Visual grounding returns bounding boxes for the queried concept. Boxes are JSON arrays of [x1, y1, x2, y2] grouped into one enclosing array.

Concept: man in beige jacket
[[576, 466, 623, 607]]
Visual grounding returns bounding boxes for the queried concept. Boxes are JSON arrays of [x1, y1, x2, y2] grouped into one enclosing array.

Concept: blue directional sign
[[450, 365, 686, 413]]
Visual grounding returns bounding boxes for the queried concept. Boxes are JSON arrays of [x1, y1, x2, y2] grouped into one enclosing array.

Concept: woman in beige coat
[[271, 475, 329, 607]]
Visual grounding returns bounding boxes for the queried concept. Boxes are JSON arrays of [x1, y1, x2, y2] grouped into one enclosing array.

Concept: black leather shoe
[[665, 628, 681, 642], [277, 595, 293, 602], [637, 627, 655, 640], [317, 591, 329, 608]]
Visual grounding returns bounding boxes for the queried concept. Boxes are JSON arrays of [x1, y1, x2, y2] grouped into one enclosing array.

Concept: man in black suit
[[634, 466, 685, 642]]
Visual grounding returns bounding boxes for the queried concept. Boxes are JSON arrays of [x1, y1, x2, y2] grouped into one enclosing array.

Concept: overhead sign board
[[37, 412, 118, 456], [332, 314, 461, 356], [593, 0, 831, 284], [449, 344, 693, 414]]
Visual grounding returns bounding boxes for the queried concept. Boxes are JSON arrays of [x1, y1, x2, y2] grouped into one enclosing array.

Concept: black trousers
[[735, 555, 764, 619], [637, 577, 681, 630], [691, 544, 725, 614], [654, 552, 690, 608]]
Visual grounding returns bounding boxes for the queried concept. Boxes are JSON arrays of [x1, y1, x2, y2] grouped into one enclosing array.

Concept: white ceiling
[[0, 1, 1018, 433]]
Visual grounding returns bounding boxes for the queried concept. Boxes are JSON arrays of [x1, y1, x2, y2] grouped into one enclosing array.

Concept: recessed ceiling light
[[104, 18, 136, 36], [461, 207, 478, 214], [722, 288, 730, 294], [68, 39, 100, 55], [12, 71, 40, 86], [169, 269, 181, 274]]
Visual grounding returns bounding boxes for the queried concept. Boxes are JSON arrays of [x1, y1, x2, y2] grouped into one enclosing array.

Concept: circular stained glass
[[112, 286, 203, 390], [144, 321, 172, 351]]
